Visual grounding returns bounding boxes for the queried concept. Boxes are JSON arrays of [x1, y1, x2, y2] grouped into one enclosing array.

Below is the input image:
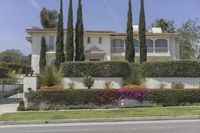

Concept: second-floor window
[[111, 39, 125, 53], [87, 37, 91, 44], [48, 36, 54, 51], [99, 37, 102, 44], [155, 39, 168, 53], [134, 39, 140, 53], [147, 39, 154, 53]]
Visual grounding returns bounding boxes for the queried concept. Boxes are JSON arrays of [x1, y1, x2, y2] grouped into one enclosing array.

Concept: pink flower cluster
[[95, 89, 147, 105]]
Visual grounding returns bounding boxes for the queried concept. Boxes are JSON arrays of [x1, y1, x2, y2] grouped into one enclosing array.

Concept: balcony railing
[[111, 47, 125, 53], [155, 47, 168, 53]]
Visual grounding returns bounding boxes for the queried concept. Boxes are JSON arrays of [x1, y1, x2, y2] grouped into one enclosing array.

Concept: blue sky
[[0, 0, 200, 55]]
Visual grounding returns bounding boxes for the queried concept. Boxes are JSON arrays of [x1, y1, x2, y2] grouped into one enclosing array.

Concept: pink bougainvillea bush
[[94, 89, 147, 105]]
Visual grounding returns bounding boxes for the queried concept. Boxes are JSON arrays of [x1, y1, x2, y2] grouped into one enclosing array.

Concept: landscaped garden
[[17, 60, 200, 111]]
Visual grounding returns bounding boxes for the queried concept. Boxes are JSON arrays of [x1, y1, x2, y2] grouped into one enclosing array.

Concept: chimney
[[151, 27, 162, 33], [132, 25, 139, 32]]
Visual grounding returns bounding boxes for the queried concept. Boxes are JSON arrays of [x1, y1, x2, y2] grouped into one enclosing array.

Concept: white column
[[23, 76, 38, 93]]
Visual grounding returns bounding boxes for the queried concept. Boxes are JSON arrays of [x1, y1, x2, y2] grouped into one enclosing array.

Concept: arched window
[[146, 39, 153, 53], [134, 39, 140, 53], [111, 39, 125, 53], [155, 39, 168, 53]]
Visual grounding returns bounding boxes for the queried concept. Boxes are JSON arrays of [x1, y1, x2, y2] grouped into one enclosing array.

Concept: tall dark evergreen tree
[[39, 36, 46, 72], [75, 0, 85, 61], [55, 0, 65, 67], [125, 0, 135, 62], [139, 0, 147, 63], [66, 0, 74, 61]]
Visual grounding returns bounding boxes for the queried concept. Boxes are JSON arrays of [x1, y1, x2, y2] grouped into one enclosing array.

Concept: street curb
[[0, 115, 200, 125]]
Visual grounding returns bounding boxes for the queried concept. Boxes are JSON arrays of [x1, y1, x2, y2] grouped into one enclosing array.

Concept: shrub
[[83, 76, 94, 89], [171, 82, 184, 90], [142, 60, 200, 77], [125, 63, 143, 85], [25, 89, 200, 109], [17, 101, 25, 111], [103, 81, 113, 89], [67, 82, 75, 90], [60, 61, 131, 78], [159, 83, 165, 90], [145, 90, 200, 106], [123, 84, 145, 89], [0, 67, 9, 78], [39, 66, 62, 87], [7, 64, 31, 74]]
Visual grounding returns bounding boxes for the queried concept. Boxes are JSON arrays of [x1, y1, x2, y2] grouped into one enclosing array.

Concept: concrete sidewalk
[[0, 104, 18, 115]]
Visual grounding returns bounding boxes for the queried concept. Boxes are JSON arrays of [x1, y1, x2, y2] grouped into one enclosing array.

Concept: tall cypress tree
[[75, 0, 85, 61], [39, 36, 46, 72], [66, 0, 74, 61], [139, 0, 147, 63], [55, 0, 65, 67], [125, 0, 135, 62]]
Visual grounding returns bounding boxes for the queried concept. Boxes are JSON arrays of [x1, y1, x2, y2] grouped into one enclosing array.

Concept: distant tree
[[75, 0, 85, 61], [178, 19, 200, 59], [40, 8, 58, 28], [55, 0, 65, 67], [65, 0, 74, 61], [125, 0, 135, 62], [0, 49, 23, 64], [39, 36, 47, 71], [21, 54, 31, 66], [152, 18, 176, 33], [139, 0, 147, 63]]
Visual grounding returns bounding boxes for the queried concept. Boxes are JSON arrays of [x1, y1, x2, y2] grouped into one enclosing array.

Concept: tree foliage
[[65, 0, 74, 61], [55, 0, 65, 67], [0, 49, 31, 67], [39, 36, 47, 72], [40, 8, 58, 28], [152, 18, 176, 33], [139, 0, 147, 63], [125, 0, 135, 62], [75, 0, 85, 61], [0, 49, 23, 65], [177, 19, 200, 59]]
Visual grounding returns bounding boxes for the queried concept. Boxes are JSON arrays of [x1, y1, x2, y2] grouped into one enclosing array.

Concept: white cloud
[[28, 0, 41, 11]]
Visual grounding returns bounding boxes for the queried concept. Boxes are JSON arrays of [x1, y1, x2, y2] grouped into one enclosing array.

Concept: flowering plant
[[94, 89, 147, 105]]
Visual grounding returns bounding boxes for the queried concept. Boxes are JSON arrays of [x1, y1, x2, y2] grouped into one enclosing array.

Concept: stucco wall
[[145, 77, 200, 89], [84, 33, 111, 61], [23, 76, 38, 93], [63, 77, 123, 89]]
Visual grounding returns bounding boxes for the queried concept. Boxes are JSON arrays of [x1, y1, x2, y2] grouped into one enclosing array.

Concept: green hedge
[[25, 89, 200, 110], [0, 67, 9, 78], [145, 89, 200, 106], [60, 61, 131, 78], [25, 90, 99, 107], [142, 60, 200, 77]]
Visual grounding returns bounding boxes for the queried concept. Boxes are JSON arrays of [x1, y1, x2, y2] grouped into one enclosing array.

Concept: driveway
[[0, 104, 18, 114]]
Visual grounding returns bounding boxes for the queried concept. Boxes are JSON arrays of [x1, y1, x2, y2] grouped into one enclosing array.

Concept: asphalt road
[[0, 119, 200, 133]]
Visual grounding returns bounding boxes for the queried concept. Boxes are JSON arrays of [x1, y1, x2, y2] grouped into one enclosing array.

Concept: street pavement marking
[[26, 129, 89, 133], [1, 119, 200, 129]]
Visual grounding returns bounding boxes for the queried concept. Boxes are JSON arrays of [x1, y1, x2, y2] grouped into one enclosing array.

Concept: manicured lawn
[[1, 106, 200, 121]]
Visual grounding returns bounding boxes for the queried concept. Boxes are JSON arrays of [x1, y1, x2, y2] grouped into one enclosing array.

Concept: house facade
[[26, 26, 180, 73]]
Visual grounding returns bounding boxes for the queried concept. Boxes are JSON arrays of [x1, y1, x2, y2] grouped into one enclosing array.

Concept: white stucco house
[[26, 26, 180, 73]]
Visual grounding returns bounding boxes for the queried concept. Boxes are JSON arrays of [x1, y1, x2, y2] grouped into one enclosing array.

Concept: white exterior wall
[[63, 77, 123, 89], [145, 77, 200, 89], [84, 33, 111, 61], [23, 76, 38, 92], [29, 30, 180, 73]]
